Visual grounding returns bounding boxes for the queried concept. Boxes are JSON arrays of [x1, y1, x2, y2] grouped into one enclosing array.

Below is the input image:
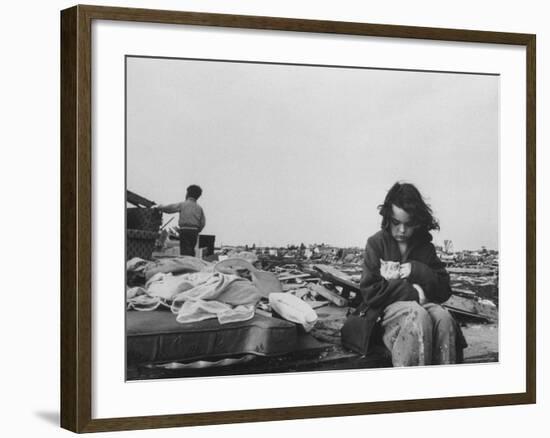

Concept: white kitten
[[380, 259, 401, 280]]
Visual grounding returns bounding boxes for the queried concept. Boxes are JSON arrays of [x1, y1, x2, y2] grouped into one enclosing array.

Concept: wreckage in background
[[125, 190, 499, 379]]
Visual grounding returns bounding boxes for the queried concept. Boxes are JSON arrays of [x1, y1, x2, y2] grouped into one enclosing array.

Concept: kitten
[[380, 259, 401, 280]]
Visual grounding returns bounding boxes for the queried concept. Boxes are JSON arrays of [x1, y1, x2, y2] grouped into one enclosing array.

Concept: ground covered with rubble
[[126, 241, 498, 380]]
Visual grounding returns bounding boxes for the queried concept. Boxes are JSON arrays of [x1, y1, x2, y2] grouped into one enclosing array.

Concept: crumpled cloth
[[126, 287, 162, 311], [215, 258, 283, 297], [215, 258, 257, 275], [138, 271, 262, 324], [175, 300, 256, 324], [223, 251, 258, 264], [269, 292, 318, 332], [126, 257, 153, 287], [127, 257, 149, 272], [143, 256, 213, 281]]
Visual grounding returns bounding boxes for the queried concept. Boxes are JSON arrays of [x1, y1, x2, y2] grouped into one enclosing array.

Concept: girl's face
[[390, 204, 419, 243]]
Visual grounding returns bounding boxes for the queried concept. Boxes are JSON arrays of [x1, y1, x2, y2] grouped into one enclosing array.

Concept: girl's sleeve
[[360, 237, 418, 309], [407, 244, 452, 303]]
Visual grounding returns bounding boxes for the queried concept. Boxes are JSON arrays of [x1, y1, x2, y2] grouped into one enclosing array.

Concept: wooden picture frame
[[61, 4, 536, 433]]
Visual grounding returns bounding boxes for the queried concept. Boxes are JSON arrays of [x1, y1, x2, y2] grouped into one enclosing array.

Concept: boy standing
[[155, 185, 206, 256]]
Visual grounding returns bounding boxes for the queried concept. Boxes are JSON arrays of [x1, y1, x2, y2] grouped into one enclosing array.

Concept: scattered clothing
[[215, 258, 283, 297], [132, 270, 263, 325], [269, 292, 318, 332], [126, 286, 146, 300], [126, 293, 162, 311], [167, 272, 261, 305], [126, 257, 149, 272], [126, 257, 151, 287], [143, 256, 212, 281], [222, 251, 258, 264], [175, 300, 255, 325], [214, 258, 257, 275]]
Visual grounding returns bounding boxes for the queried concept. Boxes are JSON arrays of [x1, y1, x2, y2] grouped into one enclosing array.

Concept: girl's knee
[[429, 305, 455, 332], [382, 301, 432, 338], [404, 304, 431, 335]]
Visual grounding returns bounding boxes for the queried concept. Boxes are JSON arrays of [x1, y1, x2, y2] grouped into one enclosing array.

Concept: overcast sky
[[126, 56, 499, 250]]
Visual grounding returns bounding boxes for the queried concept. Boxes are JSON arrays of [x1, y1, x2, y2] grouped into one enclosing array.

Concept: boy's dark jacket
[[342, 229, 467, 357]]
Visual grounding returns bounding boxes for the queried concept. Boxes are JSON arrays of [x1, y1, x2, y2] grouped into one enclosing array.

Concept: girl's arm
[[360, 236, 419, 309], [407, 244, 452, 303]]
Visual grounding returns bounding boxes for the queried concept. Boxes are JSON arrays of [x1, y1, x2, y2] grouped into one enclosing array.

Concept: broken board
[[443, 294, 498, 322], [308, 283, 348, 307], [312, 264, 361, 305]]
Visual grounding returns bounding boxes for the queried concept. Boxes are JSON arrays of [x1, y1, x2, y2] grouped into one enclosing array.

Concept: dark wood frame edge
[[61, 5, 78, 432], [60, 4, 536, 433]]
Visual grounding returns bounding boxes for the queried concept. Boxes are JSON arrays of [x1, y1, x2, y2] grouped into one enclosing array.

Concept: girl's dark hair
[[186, 184, 203, 200], [378, 182, 439, 236]]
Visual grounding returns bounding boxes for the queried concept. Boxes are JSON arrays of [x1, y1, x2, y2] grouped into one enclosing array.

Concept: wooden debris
[[255, 308, 272, 318], [282, 283, 305, 291], [312, 264, 360, 305], [308, 283, 348, 307], [452, 287, 476, 297], [312, 264, 359, 291], [448, 267, 496, 275], [443, 294, 498, 322], [277, 273, 311, 281], [127, 190, 156, 208], [308, 301, 330, 310], [289, 288, 311, 300]]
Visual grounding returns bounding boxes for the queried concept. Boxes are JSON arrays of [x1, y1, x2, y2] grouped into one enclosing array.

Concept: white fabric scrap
[[127, 294, 161, 311], [269, 292, 318, 332], [145, 272, 205, 300], [126, 257, 150, 272], [175, 300, 255, 324]]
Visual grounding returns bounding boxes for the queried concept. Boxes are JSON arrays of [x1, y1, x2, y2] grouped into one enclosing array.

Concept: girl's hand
[[412, 284, 427, 305], [399, 262, 412, 279]]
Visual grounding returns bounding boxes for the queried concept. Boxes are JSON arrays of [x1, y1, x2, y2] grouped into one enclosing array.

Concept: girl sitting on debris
[[353, 182, 466, 366]]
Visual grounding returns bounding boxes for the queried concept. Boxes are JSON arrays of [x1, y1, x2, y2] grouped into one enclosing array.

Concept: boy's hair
[[186, 184, 203, 200], [378, 182, 439, 234]]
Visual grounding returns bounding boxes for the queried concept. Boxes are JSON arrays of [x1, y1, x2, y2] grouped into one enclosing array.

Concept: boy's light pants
[[381, 301, 457, 366]]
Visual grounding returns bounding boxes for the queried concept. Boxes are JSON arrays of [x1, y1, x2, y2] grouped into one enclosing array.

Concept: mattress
[[126, 310, 299, 366]]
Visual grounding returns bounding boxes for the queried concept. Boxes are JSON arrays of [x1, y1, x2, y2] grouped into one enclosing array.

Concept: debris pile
[[442, 247, 499, 321], [123, 189, 501, 376], [129, 238, 501, 334], [126, 192, 499, 364]]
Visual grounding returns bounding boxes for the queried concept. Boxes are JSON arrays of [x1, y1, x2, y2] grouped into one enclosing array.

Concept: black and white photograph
[[125, 56, 499, 381]]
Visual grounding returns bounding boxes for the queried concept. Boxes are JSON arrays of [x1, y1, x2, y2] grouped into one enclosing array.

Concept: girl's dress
[[357, 229, 467, 365]]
